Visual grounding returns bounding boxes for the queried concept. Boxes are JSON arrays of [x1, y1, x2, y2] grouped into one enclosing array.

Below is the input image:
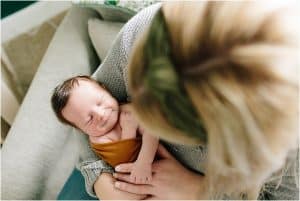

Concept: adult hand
[[113, 144, 207, 199], [94, 172, 146, 200]]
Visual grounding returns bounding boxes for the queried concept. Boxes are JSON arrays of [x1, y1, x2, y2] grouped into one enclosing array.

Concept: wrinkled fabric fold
[[90, 138, 142, 167]]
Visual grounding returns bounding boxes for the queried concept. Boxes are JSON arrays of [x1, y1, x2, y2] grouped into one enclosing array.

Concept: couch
[[2, 4, 131, 199]]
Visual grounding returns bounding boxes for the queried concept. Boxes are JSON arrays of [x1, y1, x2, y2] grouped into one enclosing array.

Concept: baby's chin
[[96, 111, 118, 135]]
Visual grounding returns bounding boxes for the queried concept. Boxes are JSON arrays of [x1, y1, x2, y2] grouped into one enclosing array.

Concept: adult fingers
[[156, 144, 175, 160], [113, 173, 153, 185], [113, 173, 131, 183], [115, 163, 134, 173], [114, 181, 153, 195]]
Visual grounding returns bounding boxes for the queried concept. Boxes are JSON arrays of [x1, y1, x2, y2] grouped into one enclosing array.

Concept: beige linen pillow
[[88, 18, 124, 60]]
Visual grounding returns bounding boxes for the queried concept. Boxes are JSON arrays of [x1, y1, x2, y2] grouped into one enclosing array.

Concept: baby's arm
[[130, 128, 159, 184], [119, 104, 159, 183], [119, 104, 138, 140]]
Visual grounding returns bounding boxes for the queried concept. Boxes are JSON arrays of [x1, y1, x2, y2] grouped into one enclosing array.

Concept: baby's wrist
[[134, 159, 152, 166]]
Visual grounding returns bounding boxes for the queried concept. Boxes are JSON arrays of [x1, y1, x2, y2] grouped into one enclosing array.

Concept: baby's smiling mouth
[[99, 109, 112, 127]]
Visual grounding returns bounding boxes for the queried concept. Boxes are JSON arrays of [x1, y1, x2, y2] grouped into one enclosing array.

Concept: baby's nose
[[92, 110, 104, 121]]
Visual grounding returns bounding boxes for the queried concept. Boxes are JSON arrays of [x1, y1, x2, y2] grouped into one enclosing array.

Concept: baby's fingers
[[137, 177, 149, 184], [146, 174, 152, 182], [142, 173, 152, 184], [130, 175, 137, 183]]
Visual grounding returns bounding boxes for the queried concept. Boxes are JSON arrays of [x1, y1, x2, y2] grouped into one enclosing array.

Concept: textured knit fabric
[[79, 2, 299, 199], [90, 138, 142, 167]]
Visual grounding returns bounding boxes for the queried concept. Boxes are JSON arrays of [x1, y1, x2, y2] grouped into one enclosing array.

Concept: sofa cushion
[[88, 18, 124, 61], [1, 6, 100, 199]]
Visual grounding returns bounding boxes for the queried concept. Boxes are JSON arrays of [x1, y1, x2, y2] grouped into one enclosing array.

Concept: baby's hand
[[130, 161, 152, 184]]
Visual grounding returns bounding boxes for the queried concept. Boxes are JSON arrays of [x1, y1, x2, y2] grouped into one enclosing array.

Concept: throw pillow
[[88, 18, 124, 60]]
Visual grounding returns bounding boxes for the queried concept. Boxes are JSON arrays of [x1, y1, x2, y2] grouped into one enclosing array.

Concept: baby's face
[[62, 80, 119, 137]]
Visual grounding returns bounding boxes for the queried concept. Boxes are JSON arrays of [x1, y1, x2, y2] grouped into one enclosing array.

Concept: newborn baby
[[51, 75, 158, 184]]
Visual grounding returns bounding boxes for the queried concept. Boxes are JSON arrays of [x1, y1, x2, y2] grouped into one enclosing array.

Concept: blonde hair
[[128, 1, 299, 199]]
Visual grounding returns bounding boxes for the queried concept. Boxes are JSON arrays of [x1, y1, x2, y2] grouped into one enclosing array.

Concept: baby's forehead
[[76, 79, 109, 97], [77, 78, 103, 89], [69, 79, 101, 101]]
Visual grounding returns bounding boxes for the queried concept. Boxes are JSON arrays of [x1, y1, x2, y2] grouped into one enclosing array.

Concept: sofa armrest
[[2, 6, 99, 199]]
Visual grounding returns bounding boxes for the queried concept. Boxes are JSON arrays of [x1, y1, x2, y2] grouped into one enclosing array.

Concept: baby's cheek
[[84, 127, 96, 136], [90, 126, 98, 134]]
